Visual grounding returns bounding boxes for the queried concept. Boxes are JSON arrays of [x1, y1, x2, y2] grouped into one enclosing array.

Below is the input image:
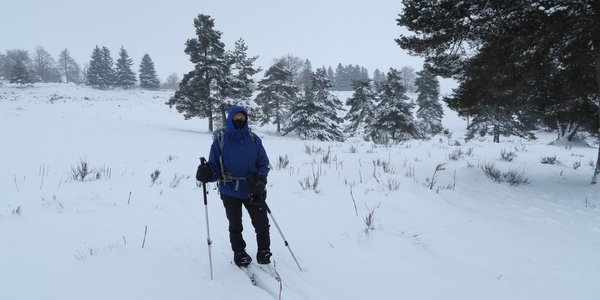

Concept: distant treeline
[[0, 46, 418, 93]]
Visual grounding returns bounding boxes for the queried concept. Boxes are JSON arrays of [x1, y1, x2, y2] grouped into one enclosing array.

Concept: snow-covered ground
[[1, 83, 599, 300]]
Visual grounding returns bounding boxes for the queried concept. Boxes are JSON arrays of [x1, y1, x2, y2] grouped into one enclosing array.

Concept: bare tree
[[161, 72, 180, 90], [399, 66, 416, 93], [58, 49, 82, 84], [274, 54, 304, 87], [32, 46, 60, 82]]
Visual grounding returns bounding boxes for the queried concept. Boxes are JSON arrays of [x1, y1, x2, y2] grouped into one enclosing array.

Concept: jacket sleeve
[[255, 137, 270, 178], [207, 139, 222, 182]]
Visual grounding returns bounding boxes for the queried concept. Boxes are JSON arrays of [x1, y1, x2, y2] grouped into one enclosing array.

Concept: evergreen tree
[[58, 49, 82, 84], [10, 60, 31, 85], [255, 61, 298, 133], [373, 69, 386, 90], [332, 64, 371, 91], [396, 0, 600, 182], [344, 79, 376, 135], [6, 49, 34, 85], [334, 63, 350, 90], [100, 47, 116, 87], [224, 38, 261, 120], [285, 68, 344, 141], [139, 53, 160, 89], [367, 68, 420, 143], [300, 59, 313, 89], [86, 46, 105, 88], [415, 63, 443, 136], [0, 53, 7, 79], [326, 66, 335, 84], [115, 46, 137, 88], [166, 14, 226, 132], [447, 47, 536, 143]]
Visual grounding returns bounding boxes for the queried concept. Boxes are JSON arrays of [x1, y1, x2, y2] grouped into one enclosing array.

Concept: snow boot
[[256, 250, 272, 264], [234, 250, 252, 267]]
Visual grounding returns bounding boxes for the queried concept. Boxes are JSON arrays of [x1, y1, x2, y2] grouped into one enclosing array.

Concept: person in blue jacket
[[196, 105, 271, 267]]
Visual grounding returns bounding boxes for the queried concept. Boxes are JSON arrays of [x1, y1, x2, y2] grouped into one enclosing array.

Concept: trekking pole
[[200, 157, 213, 280], [265, 204, 303, 271]]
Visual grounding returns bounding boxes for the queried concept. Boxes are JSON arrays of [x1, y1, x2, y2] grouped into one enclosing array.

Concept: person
[[196, 105, 272, 267]]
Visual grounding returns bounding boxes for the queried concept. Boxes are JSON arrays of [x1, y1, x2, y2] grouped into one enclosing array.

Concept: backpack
[[212, 127, 256, 151], [212, 127, 257, 190]]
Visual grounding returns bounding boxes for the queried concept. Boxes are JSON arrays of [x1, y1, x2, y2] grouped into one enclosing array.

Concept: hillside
[[1, 83, 599, 300]]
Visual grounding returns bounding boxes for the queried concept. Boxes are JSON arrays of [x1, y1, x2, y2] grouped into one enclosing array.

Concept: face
[[233, 112, 246, 122]]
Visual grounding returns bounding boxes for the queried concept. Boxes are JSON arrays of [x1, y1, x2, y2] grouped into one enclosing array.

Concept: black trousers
[[221, 194, 270, 253]]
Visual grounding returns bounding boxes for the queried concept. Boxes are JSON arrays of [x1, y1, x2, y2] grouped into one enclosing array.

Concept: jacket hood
[[225, 105, 248, 133]]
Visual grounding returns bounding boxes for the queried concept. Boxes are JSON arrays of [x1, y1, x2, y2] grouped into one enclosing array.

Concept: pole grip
[[199, 157, 208, 205]]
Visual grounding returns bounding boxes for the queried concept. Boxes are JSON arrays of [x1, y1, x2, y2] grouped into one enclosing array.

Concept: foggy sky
[[0, 0, 456, 94]]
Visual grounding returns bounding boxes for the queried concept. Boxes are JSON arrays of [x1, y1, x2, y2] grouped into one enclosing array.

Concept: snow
[[1, 83, 600, 300]]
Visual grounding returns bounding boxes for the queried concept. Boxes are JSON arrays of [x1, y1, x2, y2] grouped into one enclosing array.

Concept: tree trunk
[[208, 114, 214, 133], [591, 3, 600, 184], [221, 106, 227, 127], [493, 125, 500, 143], [592, 50, 600, 183], [276, 110, 281, 133], [567, 123, 580, 142]]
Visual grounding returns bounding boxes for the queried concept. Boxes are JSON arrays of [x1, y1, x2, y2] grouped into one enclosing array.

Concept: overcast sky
[[0, 0, 456, 93]]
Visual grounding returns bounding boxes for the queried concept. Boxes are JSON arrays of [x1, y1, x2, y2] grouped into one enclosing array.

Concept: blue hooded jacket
[[206, 105, 270, 199]]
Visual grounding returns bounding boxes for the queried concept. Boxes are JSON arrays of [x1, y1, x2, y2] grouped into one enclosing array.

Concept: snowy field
[[1, 83, 599, 300]]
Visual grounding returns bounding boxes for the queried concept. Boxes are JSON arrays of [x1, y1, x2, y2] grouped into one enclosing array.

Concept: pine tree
[[396, 0, 600, 182], [115, 46, 137, 88], [6, 49, 33, 85], [326, 66, 335, 84], [0, 53, 7, 79], [224, 38, 261, 120], [255, 61, 299, 133], [10, 59, 31, 85], [373, 69, 386, 90], [415, 63, 443, 136], [285, 68, 344, 141], [367, 68, 420, 143], [334, 63, 349, 91], [300, 59, 313, 89], [344, 79, 376, 135], [86, 46, 105, 88], [139, 53, 160, 89], [100, 47, 116, 88], [166, 14, 226, 132]]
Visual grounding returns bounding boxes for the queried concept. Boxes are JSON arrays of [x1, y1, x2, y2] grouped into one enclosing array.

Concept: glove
[[249, 174, 267, 205], [251, 190, 267, 206], [196, 164, 212, 183]]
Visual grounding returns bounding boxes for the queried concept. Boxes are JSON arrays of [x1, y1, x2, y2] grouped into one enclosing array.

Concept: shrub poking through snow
[[70, 159, 94, 181], [482, 163, 503, 183], [150, 169, 160, 186], [426, 163, 446, 190], [500, 149, 516, 162], [541, 155, 558, 165], [448, 148, 464, 161], [299, 171, 320, 193], [482, 163, 532, 186], [276, 155, 290, 169]]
